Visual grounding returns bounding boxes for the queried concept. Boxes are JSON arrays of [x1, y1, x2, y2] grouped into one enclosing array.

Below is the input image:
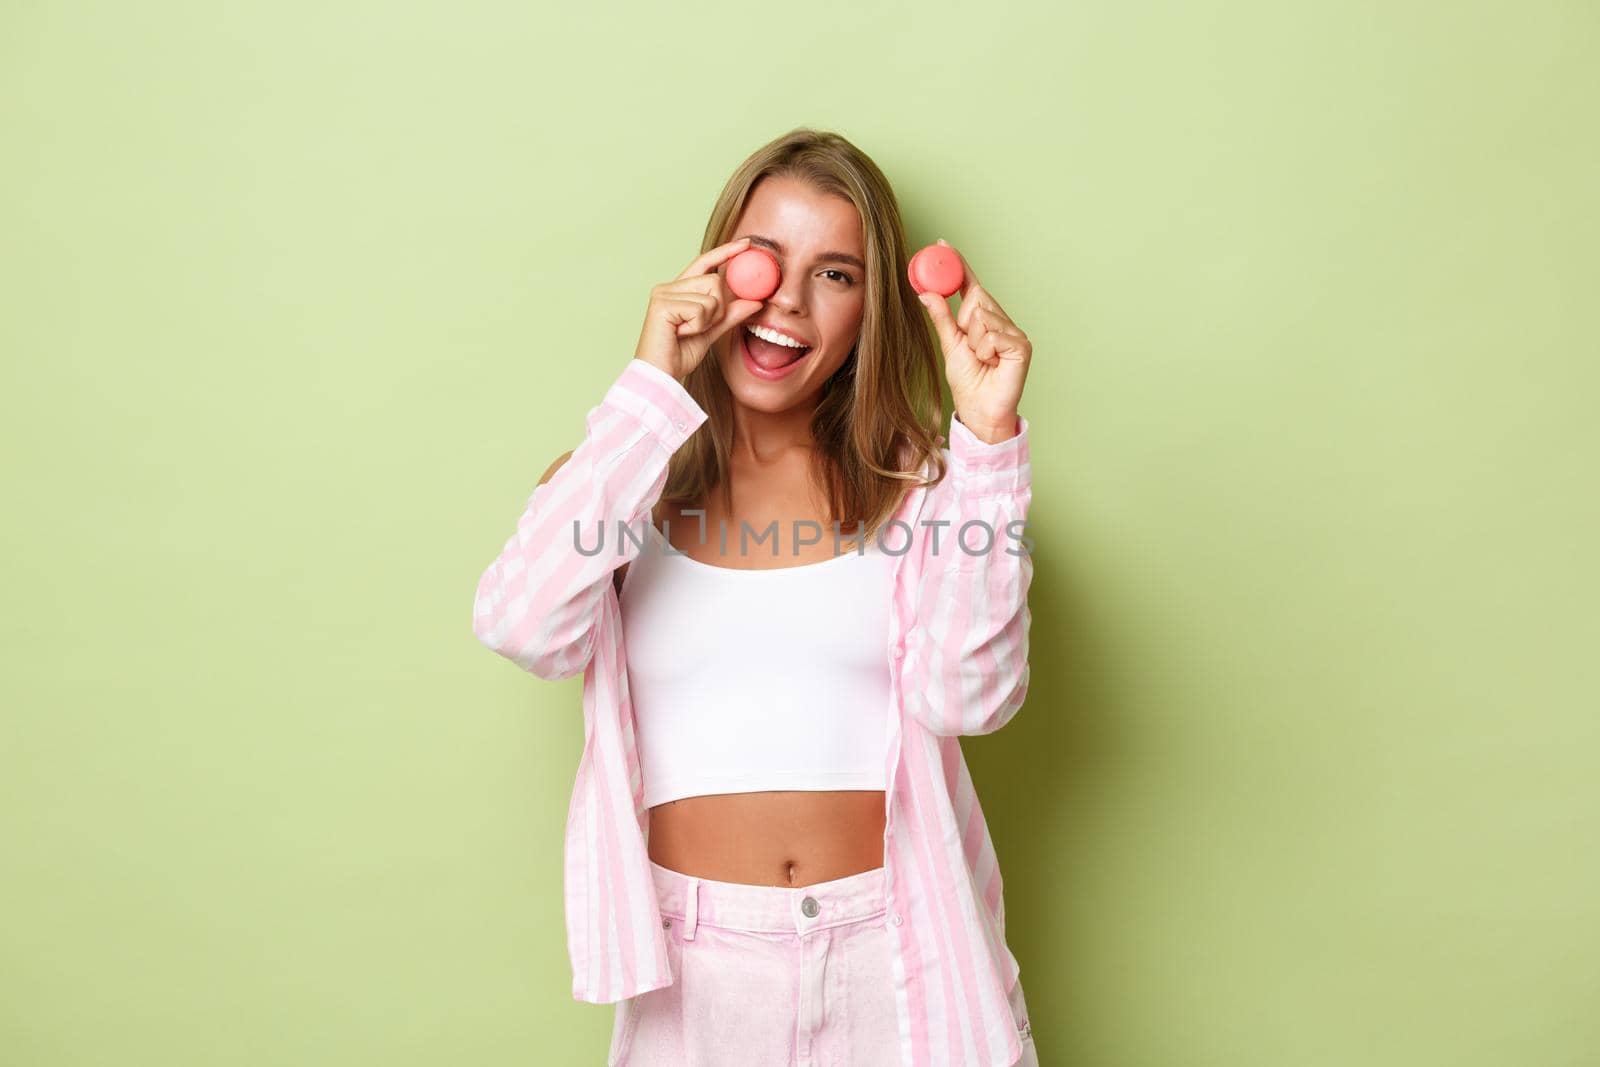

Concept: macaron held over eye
[[724, 247, 782, 301], [724, 242, 967, 301]]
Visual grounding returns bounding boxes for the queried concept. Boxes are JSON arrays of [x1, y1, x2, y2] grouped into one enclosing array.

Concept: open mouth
[[740, 324, 813, 379]]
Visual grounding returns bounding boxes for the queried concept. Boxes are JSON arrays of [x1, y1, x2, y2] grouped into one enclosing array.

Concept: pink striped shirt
[[473, 357, 1035, 1066]]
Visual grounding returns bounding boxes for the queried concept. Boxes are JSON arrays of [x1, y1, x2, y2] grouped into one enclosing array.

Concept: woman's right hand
[[633, 236, 766, 382]]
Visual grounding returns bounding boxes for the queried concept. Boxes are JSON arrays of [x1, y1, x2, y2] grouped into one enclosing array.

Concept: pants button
[[801, 896, 820, 918]]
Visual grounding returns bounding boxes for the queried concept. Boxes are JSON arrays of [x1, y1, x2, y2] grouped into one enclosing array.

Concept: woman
[[473, 128, 1038, 1066]]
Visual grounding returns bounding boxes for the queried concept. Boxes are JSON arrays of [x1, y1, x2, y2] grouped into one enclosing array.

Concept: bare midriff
[[648, 790, 886, 887], [619, 496, 888, 888]]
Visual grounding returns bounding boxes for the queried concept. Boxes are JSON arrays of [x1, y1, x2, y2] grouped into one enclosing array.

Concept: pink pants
[[607, 859, 1040, 1066]]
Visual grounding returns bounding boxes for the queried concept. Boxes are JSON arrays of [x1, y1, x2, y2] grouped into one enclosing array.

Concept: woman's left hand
[[914, 239, 1032, 443]]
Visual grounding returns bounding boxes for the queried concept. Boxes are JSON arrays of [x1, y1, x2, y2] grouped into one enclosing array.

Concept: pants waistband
[[649, 859, 887, 940]]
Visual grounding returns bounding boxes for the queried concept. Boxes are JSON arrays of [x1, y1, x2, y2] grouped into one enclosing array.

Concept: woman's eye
[[822, 269, 854, 285]]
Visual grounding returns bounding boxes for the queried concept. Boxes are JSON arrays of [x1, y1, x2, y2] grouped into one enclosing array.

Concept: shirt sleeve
[[899, 412, 1034, 736], [472, 359, 708, 680]]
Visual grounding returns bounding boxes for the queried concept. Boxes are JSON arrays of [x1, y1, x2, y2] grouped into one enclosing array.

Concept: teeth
[[746, 324, 809, 349]]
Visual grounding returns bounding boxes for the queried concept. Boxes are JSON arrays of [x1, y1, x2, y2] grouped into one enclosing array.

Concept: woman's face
[[717, 175, 867, 409]]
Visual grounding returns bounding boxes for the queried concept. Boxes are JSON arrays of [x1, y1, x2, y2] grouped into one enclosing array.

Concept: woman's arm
[[899, 412, 1034, 736], [472, 358, 707, 680]]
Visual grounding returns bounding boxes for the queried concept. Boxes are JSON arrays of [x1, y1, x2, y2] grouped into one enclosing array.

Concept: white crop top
[[618, 520, 896, 808]]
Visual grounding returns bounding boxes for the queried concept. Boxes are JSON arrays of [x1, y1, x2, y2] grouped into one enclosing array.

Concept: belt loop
[[683, 876, 699, 940]]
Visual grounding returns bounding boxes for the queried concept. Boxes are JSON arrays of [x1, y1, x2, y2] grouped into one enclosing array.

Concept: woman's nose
[[768, 273, 807, 314]]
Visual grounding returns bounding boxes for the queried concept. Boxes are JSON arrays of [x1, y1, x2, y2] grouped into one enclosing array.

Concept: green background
[[4, 2, 1595, 1064]]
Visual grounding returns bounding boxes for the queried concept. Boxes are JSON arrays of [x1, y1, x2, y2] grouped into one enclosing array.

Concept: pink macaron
[[907, 243, 966, 298], [724, 247, 781, 302]]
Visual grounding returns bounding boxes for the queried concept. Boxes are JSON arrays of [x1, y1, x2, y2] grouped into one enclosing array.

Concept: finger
[[702, 298, 765, 346], [976, 330, 1013, 367], [960, 286, 998, 335], [980, 327, 1029, 365], [956, 283, 1008, 336], [677, 235, 754, 281], [971, 301, 1016, 334], [916, 290, 962, 354], [970, 305, 1016, 340], [664, 294, 718, 335], [666, 292, 717, 317], [667, 273, 730, 300], [973, 331, 997, 366]]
